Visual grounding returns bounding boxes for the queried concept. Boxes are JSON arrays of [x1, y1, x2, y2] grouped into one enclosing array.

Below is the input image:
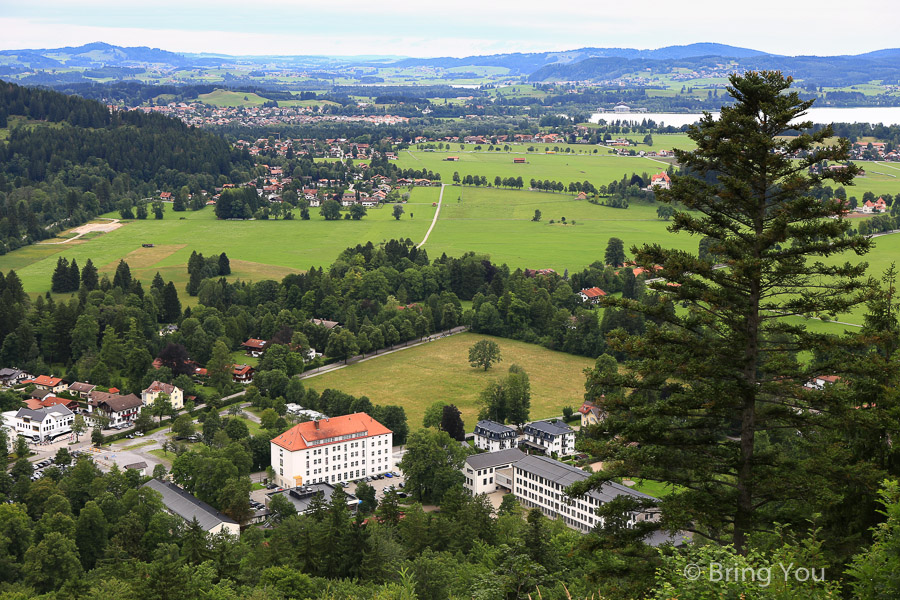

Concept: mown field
[[0, 188, 440, 295], [396, 148, 674, 189], [427, 186, 692, 271], [304, 332, 595, 429]]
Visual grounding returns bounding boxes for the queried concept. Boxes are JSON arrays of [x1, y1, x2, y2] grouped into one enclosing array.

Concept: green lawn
[[304, 332, 595, 430], [0, 189, 439, 294]]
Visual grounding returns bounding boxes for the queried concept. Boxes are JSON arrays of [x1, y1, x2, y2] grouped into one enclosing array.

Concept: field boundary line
[[417, 183, 445, 248]]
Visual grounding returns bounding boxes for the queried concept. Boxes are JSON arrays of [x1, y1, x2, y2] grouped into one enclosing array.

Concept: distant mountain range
[[1, 41, 899, 87]]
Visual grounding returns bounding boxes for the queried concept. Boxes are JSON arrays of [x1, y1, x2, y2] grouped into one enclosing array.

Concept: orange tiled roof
[[271, 412, 391, 452]]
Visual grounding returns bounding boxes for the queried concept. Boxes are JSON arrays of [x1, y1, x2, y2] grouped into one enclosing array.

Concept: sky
[[0, 0, 897, 58]]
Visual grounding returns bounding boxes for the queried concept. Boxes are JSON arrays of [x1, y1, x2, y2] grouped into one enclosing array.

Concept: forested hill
[[529, 53, 900, 87], [0, 81, 253, 253]]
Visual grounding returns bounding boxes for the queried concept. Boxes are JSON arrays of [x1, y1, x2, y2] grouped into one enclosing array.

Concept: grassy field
[[195, 89, 339, 108], [305, 332, 595, 430], [397, 148, 673, 190], [425, 186, 693, 271], [0, 189, 440, 294]]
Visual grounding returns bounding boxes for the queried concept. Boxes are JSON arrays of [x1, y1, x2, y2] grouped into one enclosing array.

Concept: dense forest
[[0, 81, 254, 254]]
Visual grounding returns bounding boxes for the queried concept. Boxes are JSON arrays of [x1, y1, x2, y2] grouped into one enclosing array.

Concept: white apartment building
[[521, 420, 576, 456], [270, 412, 393, 489], [14, 405, 74, 441], [463, 448, 525, 495], [511, 454, 657, 534], [142, 381, 185, 410], [473, 419, 518, 452]]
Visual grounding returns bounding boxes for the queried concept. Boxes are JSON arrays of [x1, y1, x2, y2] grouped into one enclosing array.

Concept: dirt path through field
[[417, 183, 444, 248], [38, 219, 122, 244]]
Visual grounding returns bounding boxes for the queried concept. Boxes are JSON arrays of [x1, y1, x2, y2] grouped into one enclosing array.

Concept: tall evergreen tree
[[577, 71, 871, 554], [162, 282, 181, 323], [112, 260, 132, 290], [80, 259, 98, 291], [50, 257, 69, 293], [218, 252, 231, 276], [67, 259, 80, 293]]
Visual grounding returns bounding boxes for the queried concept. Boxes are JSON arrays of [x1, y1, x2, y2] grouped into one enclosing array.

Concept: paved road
[[417, 183, 445, 248]]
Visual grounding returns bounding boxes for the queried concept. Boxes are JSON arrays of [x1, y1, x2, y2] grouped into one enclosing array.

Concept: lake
[[590, 107, 900, 128]]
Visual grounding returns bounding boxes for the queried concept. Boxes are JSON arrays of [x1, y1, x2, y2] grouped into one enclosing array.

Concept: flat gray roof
[[143, 479, 237, 531], [466, 448, 526, 470]]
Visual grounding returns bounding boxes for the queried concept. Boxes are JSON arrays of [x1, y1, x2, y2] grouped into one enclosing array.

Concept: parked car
[[135, 432, 145, 437], [384, 473, 393, 478]]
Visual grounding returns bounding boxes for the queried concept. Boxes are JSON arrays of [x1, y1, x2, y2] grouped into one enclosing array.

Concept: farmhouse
[[463, 448, 525, 496], [270, 412, 393, 489], [141, 381, 185, 410], [242, 338, 268, 357], [444, 156, 459, 161], [578, 287, 606, 304], [143, 479, 240, 535], [513, 158, 526, 164], [473, 420, 518, 452], [233, 364, 255, 384]]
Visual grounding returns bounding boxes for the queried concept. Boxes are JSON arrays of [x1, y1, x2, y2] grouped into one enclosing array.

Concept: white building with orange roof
[[270, 412, 393, 488]]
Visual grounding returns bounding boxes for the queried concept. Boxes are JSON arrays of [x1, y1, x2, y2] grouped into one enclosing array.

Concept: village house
[[242, 338, 268, 357], [579, 399, 605, 427], [142, 381, 185, 410], [88, 391, 143, 427], [650, 172, 671, 190], [233, 364, 255, 384], [579, 287, 606, 304], [26, 375, 68, 394], [67, 382, 96, 399], [0, 368, 32, 387], [270, 412, 393, 489], [473, 420, 518, 452]]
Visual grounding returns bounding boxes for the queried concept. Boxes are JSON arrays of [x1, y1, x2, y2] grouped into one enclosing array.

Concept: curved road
[[417, 183, 445, 248]]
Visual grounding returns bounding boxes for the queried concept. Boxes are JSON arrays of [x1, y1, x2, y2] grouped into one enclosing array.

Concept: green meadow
[[306, 332, 595, 429], [425, 186, 693, 271], [396, 148, 674, 189], [0, 189, 440, 294]]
